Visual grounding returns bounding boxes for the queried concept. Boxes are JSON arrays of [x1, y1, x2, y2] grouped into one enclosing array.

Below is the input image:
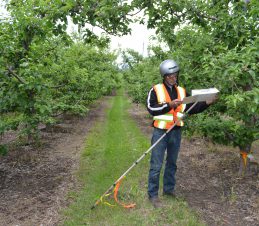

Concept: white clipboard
[[182, 88, 219, 104]]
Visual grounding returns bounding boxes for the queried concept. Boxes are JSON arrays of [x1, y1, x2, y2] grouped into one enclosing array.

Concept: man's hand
[[168, 99, 183, 108]]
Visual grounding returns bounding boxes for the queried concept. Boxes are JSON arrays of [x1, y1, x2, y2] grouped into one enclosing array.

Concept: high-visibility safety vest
[[153, 84, 186, 129]]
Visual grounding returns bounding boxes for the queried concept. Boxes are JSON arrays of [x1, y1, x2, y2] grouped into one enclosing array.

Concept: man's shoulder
[[177, 85, 186, 90], [149, 83, 162, 90], [152, 83, 163, 88]]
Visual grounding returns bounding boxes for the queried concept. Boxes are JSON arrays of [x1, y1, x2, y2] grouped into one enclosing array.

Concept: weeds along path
[[62, 89, 204, 226]]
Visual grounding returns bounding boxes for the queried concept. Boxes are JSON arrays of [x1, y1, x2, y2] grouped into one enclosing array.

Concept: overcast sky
[[67, 18, 156, 58], [109, 24, 156, 57]]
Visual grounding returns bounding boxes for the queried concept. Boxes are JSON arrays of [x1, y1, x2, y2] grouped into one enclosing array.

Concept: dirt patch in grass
[[0, 96, 111, 226], [128, 103, 259, 226]]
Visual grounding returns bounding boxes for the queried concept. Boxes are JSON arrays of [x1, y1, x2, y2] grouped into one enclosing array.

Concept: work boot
[[163, 191, 176, 198], [149, 196, 163, 208]]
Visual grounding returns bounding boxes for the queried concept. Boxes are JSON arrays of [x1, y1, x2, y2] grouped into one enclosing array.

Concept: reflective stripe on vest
[[153, 84, 186, 129], [153, 114, 174, 122], [154, 84, 166, 103]]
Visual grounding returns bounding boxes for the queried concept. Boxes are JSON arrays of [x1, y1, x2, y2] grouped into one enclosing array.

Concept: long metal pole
[[91, 101, 199, 209]]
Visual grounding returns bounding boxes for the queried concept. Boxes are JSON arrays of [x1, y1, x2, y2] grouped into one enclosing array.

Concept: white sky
[[109, 24, 156, 57], [67, 19, 157, 58]]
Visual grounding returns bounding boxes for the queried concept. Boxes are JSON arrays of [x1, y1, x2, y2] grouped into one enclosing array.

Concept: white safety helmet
[[159, 59, 180, 77]]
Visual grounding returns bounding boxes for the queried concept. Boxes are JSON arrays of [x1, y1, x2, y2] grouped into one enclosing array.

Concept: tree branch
[[128, 9, 142, 17], [7, 67, 27, 84], [195, 10, 218, 21], [48, 84, 66, 89]]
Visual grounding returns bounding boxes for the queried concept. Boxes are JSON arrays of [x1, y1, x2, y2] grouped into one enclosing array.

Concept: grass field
[[62, 89, 205, 226]]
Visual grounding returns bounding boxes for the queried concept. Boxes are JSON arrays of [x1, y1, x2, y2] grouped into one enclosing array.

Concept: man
[[146, 59, 216, 208]]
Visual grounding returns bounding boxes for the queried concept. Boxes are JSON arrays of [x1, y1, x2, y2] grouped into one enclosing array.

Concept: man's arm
[[185, 93, 217, 114], [146, 87, 171, 116]]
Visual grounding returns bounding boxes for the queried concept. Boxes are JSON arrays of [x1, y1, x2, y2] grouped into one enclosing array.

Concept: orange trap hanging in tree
[[240, 151, 248, 167]]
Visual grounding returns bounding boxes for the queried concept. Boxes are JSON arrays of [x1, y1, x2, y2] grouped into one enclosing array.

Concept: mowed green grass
[[62, 89, 205, 226]]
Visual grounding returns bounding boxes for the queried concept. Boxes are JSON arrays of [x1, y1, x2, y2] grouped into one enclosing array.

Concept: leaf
[[0, 145, 8, 156]]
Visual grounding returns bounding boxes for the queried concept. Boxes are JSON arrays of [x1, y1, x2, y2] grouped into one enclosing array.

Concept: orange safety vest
[[153, 84, 186, 129]]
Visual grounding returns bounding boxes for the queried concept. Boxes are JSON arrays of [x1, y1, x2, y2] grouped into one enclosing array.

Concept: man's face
[[164, 72, 178, 86]]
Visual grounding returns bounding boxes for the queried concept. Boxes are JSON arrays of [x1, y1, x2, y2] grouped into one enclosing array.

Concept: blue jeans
[[148, 127, 181, 198]]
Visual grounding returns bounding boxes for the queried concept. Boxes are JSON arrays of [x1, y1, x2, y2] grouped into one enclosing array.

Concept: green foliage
[[185, 39, 259, 149], [123, 1, 258, 150], [132, 0, 258, 50], [122, 50, 166, 103], [0, 145, 8, 156], [0, 113, 24, 135], [0, 1, 121, 144], [1, 0, 258, 153], [184, 112, 257, 149], [6, 0, 134, 37]]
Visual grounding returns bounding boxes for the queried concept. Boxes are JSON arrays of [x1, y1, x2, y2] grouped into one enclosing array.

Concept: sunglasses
[[165, 73, 178, 78]]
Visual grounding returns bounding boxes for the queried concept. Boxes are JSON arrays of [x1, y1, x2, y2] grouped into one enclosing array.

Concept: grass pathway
[[62, 89, 205, 226]]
